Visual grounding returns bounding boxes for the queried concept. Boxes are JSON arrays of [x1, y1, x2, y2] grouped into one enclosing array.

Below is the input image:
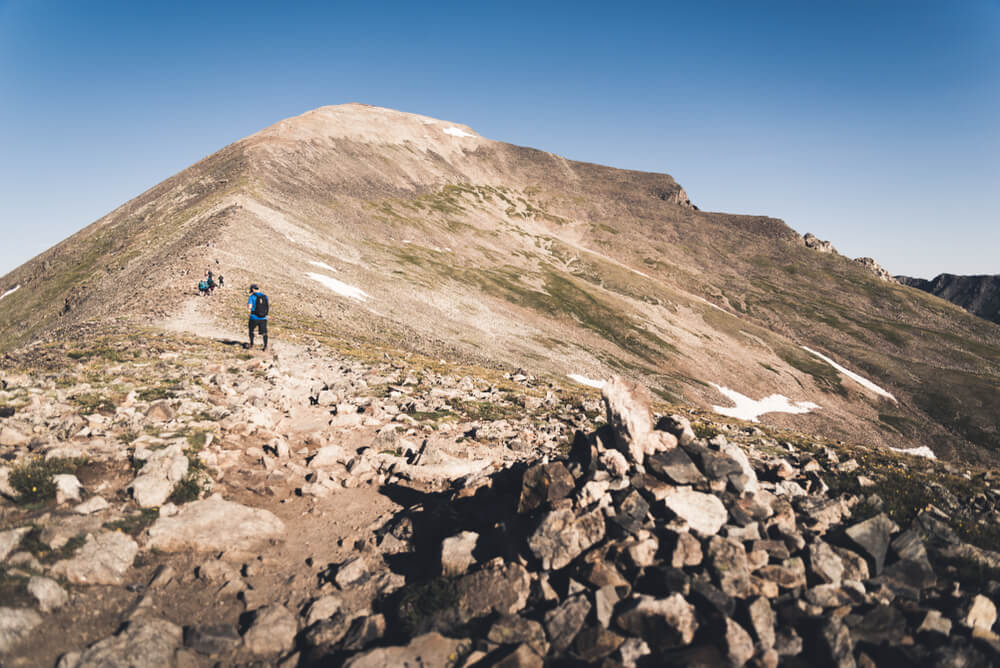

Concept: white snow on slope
[[309, 260, 338, 273], [0, 285, 20, 301], [711, 383, 820, 423], [568, 374, 606, 389], [306, 272, 368, 302], [888, 445, 937, 460], [801, 346, 896, 402], [443, 126, 475, 138]]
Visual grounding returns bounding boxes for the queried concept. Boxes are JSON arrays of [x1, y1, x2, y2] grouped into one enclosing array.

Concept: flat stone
[[343, 632, 468, 668], [572, 625, 625, 662], [487, 616, 547, 657], [50, 530, 138, 585], [747, 597, 776, 650], [662, 488, 727, 536], [916, 610, 952, 637], [0, 607, 43, 654], [305, 595, 342, 626], [74, 618, 183, 667], [335, 556, 373, 588], [28, 575, 69, 612], [670, 531, 703, 568], [74, 496, 110, 515], [130, 443, 188, 508], [724, 617, 755, 667], [147, 494, 285, 552], [529, 508, 606, 570], [243, 605, 297, 656], [808, 540, 844, 586], [434, 561, 531, 630], [309, 445, 347, 469]]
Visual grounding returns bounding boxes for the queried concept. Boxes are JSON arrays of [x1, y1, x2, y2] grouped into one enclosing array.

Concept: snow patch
[[801, 346, 896, 402], [888, 445, 937, 460], [309, 260, 338, 273], [0, 285, 20, 301], [443, 126, 475, 138], [306, 272, 369, 302], [711, 383, 820, 423], [568, 374, 606, 390]]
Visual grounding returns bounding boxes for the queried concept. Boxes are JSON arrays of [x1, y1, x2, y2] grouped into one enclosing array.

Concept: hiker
[[247, 283, 269, 351], [198, 279, 209, 296], [206, 271, 216, 294], [217, 274, 225, 288]]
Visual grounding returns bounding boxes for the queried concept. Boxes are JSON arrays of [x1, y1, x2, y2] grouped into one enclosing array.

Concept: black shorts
[[249, 318, 268, 336]]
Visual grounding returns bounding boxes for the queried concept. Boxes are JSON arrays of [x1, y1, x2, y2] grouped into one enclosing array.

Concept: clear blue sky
[[1, 0, 997, 278]]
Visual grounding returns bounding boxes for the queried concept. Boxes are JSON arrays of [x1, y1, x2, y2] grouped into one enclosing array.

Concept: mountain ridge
[[1, 104, 998, 465]]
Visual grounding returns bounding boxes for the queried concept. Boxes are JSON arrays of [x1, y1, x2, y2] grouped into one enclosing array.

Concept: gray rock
[[0, 526, 30, 561], [528, 508, 606, 570], [724, 617, 755, 667], [72, 618, 182, 667], [572, 625, 626, 662], [340, 614, 386, 651], [183, 624, 241, 656], [707, 536, 751, 598], [747, 597, 776, 650], [813, 617, 855, 668], [718, 440, 758, 493], [845, 513, 896, 575], [243, 604, 298, 656], [646, 448, 705, 485], [669, 531, 703, 568], [916, 610, 951, 637], [808, 540, 845, 586], [130, 443, 188, 508], [440, 531, 478, 576], [50, 530, 138, 585], [965, 595, 997, 631], [487, 616, 547, 657], [654, 414, 696, 446], [305, 595, 342, 626], [544, 595, 591, 653], [28, 575, 69, 612], [602, 376, 653, 464], [335, 556, 373, 588], [614, 594, 698, 650], [54, 474, 83, 504], [73, 496, 110, 515], [309, 444, 347, 469], [145, 400, 175, 423], [0, 606, 43, 654], [437, 561, 531, 628], [343, 632, 468, 668], [594, 585, 620, 629], [517, 462, 575, 513], [663, 488, 727, 536], [147, 494, 285, 552]]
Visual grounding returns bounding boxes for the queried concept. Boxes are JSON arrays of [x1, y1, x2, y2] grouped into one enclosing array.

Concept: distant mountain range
[[896, 274, 1000, 327]]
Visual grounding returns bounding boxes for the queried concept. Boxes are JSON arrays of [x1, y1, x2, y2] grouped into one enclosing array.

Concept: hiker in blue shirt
[[247, 284, 269, 351]]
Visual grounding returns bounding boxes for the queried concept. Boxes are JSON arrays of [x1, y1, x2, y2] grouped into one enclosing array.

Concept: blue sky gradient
[[1, 0, 997, 278]]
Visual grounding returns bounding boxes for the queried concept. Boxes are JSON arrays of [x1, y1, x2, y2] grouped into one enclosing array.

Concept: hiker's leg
[[261, 320, 268, 350], [248, 319, 255, 347]]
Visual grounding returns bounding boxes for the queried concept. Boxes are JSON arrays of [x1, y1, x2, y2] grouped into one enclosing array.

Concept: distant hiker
[[217, 274, 225, 287], [198, 280, 209, 296], [206, 271, 217, 294], [247, 283, 269, 351]]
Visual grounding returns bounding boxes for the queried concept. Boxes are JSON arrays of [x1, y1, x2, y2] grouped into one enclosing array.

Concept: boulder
[[487, 616, 547, 657], [808, 540, 845, 586], [544, 595, 591, 653], [662, 488, 727, 536], [437, 561, 531, 628], [147, 494, 285, 552], [183, 624, 241, 656], [309, 445, 347, 469], [845, 513, 895, 575], [0, 526, 30, 561], [654, 414, 696, 446], [572, 625, 625, 662], [517, 462, 575, 513], [602, 376, 653, 464], [54, 474, 83, 504], [646, 448, 705, 485], [145, 401, 175, 423], [723, 617, 755, 667], [130, 443, 188, 508], [50, 530, 138, 585], [707, 536, 752, 598], [964, 595, 997, 631]]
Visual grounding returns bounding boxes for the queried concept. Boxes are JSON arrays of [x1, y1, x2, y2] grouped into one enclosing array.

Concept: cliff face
[[897, 274, 1000, 326]]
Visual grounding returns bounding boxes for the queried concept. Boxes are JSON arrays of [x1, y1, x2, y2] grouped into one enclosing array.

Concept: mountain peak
[[251, 103, 484, 148]]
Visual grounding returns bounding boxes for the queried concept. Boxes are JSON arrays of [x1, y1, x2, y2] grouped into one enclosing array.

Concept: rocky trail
[[1, 322, 1000, 666]]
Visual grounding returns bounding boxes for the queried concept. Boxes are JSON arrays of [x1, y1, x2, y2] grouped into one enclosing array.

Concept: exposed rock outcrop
[[898, 273, 1000, 326]]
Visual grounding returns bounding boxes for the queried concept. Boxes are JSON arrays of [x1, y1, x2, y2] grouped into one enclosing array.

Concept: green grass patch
[[398, 576, 460, 635], [69, 392, 118, 415], [19, 527, 87, 564], [777, 347, 848, 397], [9, 457, 87, 505], [104, 508, 160, 536]]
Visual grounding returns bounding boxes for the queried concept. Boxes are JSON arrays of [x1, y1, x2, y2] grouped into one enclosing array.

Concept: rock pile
[[321, 378, 1000, 667]]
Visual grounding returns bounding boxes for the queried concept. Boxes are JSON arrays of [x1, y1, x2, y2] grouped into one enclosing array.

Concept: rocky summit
[[0, 105, 999, 666]]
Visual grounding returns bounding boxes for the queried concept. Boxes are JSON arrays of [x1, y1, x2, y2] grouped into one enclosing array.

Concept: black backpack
[[254, 293, 270, 318]]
